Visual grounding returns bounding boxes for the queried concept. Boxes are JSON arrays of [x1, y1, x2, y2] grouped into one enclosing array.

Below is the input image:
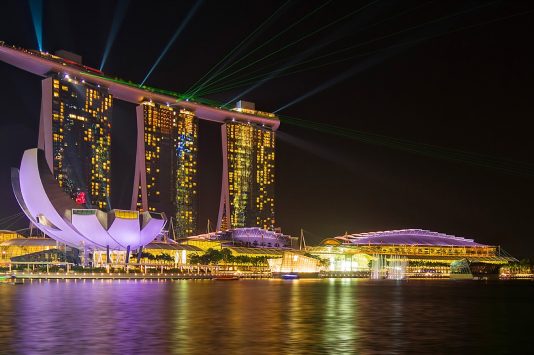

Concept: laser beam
[[198, 0, 380, 95], [216, 2, 403, 104], [140, 0, 204, 86], [274, 1, 500, 113], [220, 35, 352, 108], [28, 0, 43, 51], [198, 1, 433, 96], [278, 115, 534, 178], [100, 0, 130, 71], [184, 0, 291, 98], [202, 1, 499, 98], [274, 48, 397, 113], [187, 1, 333, 98]]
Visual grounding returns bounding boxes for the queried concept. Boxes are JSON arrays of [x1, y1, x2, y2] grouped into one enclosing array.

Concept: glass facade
[[137, 102, 174, 213], [223, 122, 275, 230], [174, 109, 198, 237], [51, 74, 112, 210], [137, 102, 198, 238]]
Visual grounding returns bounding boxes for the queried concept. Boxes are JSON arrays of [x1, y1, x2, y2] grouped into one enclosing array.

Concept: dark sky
[[1, 0, 533, 257]]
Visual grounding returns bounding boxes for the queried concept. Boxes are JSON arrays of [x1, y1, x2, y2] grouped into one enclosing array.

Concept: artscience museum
[[11, 148, 166, 252]]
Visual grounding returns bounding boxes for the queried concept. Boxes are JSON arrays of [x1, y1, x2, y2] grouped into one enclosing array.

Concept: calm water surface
[[0, 279, 532, 354]]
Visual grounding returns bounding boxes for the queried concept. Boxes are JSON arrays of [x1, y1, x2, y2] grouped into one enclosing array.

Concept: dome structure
[[334, 229, 487, 247], [11, 148, 166, 251]]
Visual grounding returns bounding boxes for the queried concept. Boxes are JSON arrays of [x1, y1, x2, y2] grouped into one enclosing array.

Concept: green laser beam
[[83, 5, 529, 107], [184, 0, 292, 98], [196, 0, 380, 95], [199, 8, 523, 97], [203, 2, 522, 101], [278, 114, 534, 178], [274, 5, 531, 112], [187, 0, 334, 98], [277, 1, 498, 77], [197, 1, 496, 97], [189, 0, 333, 95], [195, 1, 434, 96]]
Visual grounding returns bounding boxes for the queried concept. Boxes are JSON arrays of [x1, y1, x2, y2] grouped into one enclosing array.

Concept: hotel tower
[[38, 70, 112, 210], [217, 101, 276, 231], [131, 101, 198, 238]]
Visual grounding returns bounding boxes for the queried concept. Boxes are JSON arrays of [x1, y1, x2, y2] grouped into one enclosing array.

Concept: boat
[[213, 275, 240, 281], [281, 273, 299, 280], [0, 275, 18, 284]]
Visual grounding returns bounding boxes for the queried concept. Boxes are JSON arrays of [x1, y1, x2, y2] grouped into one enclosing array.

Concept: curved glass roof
[[335, 229, 488, 247]]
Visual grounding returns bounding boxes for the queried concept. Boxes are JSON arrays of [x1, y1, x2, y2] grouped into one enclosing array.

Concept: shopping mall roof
[[332, 229, 489, 247]]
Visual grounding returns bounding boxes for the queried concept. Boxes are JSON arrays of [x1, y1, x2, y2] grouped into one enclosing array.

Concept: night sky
[[0, 1, 533, 257]]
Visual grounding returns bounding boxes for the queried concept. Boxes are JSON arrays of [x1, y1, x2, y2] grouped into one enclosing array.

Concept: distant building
[[0, 238, 57, 262], [186, 227, 293, 248], [218, 101, 276, 231], [268, 251, 321, 273], [38, 73, 112, 210], [309, 229, 516, 278], [131, 102, 198, 238], [0, 230, 24, 243]]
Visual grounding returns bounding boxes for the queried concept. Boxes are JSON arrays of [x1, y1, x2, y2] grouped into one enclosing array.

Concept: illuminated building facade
[[0, 43, 281, 236], [38, 74, 112, 210], [185, 227, 294, 248], [218, 102, 276, 231], [309, 229, 517, 278], [174, 108, 199, 237], [132, 102, 198, 237], [12, 148, 166, 252]]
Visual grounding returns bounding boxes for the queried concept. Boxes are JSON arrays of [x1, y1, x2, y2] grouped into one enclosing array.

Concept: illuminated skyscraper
[[218, 102, 275, 230], [132, 102, 198, 237], [174, 108, 199, 237], [38, 74, 112, 210]]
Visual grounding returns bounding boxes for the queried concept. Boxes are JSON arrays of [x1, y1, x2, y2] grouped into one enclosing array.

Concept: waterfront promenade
[[1, 261, 273, 280]]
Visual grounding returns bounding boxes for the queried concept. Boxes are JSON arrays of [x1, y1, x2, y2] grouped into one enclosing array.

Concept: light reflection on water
[[0, 279, 532, 354]]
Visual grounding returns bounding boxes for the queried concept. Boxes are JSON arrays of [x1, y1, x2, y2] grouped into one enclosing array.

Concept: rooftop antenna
[[299, 228, 307, 251]]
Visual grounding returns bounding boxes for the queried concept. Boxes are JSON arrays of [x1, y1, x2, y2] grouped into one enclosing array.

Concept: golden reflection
[[171, 280, 191, 354], [321, 279, 358, 352]]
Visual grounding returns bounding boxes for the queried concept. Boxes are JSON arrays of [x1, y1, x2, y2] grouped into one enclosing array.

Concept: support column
[[39, 77, 54, 171], [217, 124, 231, 231], [137, 246, 143, 264], [131, 105, 148, 211], [125, 245, 131, 264]]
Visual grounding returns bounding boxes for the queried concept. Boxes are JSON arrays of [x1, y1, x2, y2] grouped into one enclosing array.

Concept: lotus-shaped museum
[[11, 148, 166, 251]]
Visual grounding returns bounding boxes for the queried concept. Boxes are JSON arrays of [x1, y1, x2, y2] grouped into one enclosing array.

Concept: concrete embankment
[[2, 272, 272, 281]]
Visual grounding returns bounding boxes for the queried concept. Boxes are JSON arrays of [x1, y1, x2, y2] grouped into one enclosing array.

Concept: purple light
[[13, 148, 166, 251], [336, 229, 487, 247]]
